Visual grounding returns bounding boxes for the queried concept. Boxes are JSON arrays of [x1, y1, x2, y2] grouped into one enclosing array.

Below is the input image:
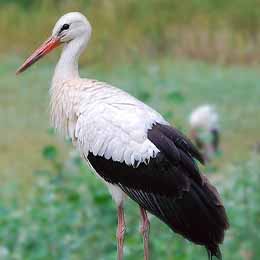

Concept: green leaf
[[166, 90, 185, 103], [163, 111, 173, 120], [42, 145, 58, 161], [137, 90, 151, 102], [47, 128, 55, 136]]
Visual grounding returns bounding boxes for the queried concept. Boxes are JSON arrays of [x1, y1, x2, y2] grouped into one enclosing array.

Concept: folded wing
[[87, 123, 229, 260]]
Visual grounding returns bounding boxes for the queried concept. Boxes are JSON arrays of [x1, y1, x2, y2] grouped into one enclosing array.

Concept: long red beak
[[16, 36, 61, 75]]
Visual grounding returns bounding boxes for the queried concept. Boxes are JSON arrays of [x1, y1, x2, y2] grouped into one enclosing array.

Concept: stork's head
[[16, 12, 91, 74], [52, 12, 91, 44]]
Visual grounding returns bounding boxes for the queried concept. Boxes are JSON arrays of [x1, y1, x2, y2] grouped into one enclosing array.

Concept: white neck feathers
[[52, 35, 88, 82]]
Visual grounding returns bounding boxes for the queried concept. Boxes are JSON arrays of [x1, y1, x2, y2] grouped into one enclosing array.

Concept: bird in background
[[17, 12, 229, 260], [189, 105, 220, 163]]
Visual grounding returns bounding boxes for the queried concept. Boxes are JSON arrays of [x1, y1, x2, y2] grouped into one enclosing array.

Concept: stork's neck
[[53, 35, 88, 82]]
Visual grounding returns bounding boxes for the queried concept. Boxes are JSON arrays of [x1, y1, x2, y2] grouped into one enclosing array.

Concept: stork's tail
[[146, 123, 229, 259], [202, 174, 229, 260], [206, 244, 222, 260], [166, 173, 229, 260]]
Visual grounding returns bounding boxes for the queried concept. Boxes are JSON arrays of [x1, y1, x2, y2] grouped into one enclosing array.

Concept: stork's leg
[[204, 143, 214, 163], [117, 204, 126, 260], [140, 207, 150, 260]]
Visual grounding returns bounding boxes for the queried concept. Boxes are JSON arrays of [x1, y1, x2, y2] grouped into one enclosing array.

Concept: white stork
[[17, 12, 228, 260], [189, 105, 220, 163]]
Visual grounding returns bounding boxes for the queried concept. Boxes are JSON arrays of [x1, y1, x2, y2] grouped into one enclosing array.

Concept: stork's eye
[[59, 24, 70, 33]]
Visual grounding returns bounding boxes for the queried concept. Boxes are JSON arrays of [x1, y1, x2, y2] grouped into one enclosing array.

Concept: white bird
[[189, 105, 220, 163], [17, 12, 228, 260]]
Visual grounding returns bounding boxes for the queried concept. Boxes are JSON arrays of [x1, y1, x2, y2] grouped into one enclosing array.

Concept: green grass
[[2, 55, 260, 190], [1, 123, 260, 260], [1, 2, 260, 259], [1, 54, 260, 259], [1, 1, 260, 64]]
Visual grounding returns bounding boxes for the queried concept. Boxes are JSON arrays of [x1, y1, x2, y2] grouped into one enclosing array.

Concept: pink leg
[[204, 143, 214, 163], [117, 205, 126, 260], [140, 207, 150, 260]]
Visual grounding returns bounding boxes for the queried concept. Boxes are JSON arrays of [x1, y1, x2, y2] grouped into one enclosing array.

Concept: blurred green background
[[1, 0, 260, 259]]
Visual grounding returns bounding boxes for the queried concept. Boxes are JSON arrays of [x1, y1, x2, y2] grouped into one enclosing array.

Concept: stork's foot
[[140, 207, 150, 260], [117, 205, 126, 260]]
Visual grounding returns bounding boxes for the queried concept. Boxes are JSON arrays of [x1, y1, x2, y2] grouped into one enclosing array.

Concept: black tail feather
[[147, 123, 229, 258], [206, 244, 222, 260]]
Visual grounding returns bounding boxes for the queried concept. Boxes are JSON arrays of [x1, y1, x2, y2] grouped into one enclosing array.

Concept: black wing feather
[[148, 124, 202, 185], [87, 123, 228, 260], [155, 123, 205, 164]]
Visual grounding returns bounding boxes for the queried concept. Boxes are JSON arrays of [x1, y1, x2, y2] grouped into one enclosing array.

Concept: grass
[[2, 54, 260, 191], [1, 119, 260, 259], [1, 54, 260, 259], [1, 1, 260, 64], [1, 2, 260, 258]]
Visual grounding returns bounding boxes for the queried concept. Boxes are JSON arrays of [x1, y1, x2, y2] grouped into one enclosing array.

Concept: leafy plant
[[0, 133, 260, 259]]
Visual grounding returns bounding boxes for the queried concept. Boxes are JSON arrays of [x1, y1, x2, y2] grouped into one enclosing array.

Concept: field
[[1, 54, 260, 259], [2, 55, 260, 182], [1, 0, 260, 259], [1, 0, 260, 64]]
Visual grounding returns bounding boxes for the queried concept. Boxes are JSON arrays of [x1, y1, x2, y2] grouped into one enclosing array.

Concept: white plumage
[[17, 12, 229, 260], [189, 104, 219, 132], [75, 84, 165, 164], [47, 12, 165, 169], [189, 104, 220, 162], [51, 78, 167, 206]]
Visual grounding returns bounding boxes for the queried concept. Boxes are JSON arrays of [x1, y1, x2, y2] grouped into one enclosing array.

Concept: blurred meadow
[[1, 0, 260, 259]]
